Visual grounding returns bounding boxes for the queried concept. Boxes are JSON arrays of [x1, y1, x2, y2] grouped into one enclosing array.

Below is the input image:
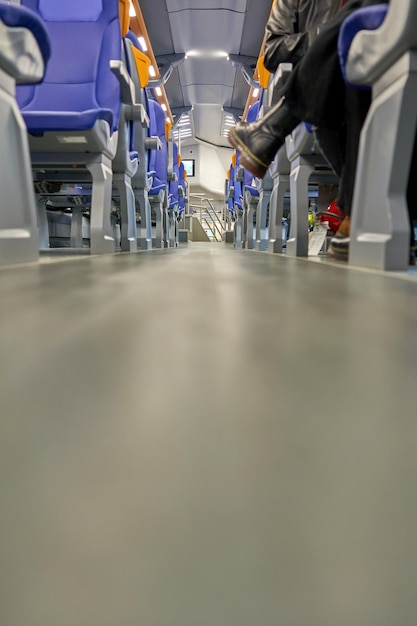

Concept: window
[[182, 159, 195, 177]]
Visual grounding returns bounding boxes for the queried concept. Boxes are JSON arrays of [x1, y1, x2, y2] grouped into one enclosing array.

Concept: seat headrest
[[131, 45, 150, 87], [38, 0, 103, 21], [256, 56, 270, 89], [119, 0, 129, 37], [165, 119, 172, 140], [0, 3, 51, 64]]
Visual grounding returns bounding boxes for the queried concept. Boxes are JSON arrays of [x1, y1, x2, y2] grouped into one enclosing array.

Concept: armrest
[[0, 26, 45, 83], [343, 2, 415, 86], [137, 105, 149, 127], [235, 166, 244, 182], [110, 60, 136, 105], [0, 4, 50, 83], [145, 136, 162, 150], [266, 62, 293, 107], [124, 102, 149, 125], [167, 132, 174, 178]]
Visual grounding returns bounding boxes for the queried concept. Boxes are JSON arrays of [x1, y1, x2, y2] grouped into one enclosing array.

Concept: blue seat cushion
[[147, 99, 168, 185], [18, 0, 122, 133], [247, 100, 261, 123], [38, 0, 103, 21], [338, 4, 388, 88], [149, 183, 166, 196], [22, 108, 115, 132], [0, 3, 51, 64], [245, 185, 259, 197]]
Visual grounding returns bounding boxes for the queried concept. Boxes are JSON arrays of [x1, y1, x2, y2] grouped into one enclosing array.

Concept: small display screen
[[182, 159, 195, 177]]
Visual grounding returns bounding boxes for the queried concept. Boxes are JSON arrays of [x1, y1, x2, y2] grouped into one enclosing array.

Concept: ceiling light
[[185, 49, 229, 59], [252, 88, 260, 98], [137, 36, 147, 51], [149, 66, 156, 77], [155, 87, 162, 97], [129, 2, 136, 16], [161, 103, 167, 111]]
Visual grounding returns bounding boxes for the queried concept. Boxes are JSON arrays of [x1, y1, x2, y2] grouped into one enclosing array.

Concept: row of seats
[[224, 101, 267, 250], [0, 0, 188, 266], [228, 0, 417, 272], [227, 60, 337, 256]]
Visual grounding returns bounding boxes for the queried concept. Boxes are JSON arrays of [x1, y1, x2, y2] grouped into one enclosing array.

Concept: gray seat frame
[[347, 0, 417, 271]]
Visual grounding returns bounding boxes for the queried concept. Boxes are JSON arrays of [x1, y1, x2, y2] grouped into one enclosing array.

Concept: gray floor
[[1, 243, 417, 626]]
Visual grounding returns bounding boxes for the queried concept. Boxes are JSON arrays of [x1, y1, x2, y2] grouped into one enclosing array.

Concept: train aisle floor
[[1, 243, 417, 626]]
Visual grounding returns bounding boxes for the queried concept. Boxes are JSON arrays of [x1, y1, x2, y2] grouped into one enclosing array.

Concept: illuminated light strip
[[241, 1, 277, 121], [138, 36, 147, 51], [129, 0, 174, 124]]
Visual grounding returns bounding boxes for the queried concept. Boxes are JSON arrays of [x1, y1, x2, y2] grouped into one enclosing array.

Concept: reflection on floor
[[1, 243, 416, 626]]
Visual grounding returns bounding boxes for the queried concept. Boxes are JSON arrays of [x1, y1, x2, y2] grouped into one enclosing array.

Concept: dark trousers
[[281, 0, 391, 218]]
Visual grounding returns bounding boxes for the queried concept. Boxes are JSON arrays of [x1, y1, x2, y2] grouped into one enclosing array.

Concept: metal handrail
[[188, 194, 225, 242], [203, 199, 223, 241]]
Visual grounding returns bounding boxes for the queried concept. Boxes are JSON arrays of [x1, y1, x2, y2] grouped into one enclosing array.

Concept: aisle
[[1, 244, 416, 626]]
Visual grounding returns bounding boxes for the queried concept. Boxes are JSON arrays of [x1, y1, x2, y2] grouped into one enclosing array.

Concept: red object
[[319, 199, 345, 233]]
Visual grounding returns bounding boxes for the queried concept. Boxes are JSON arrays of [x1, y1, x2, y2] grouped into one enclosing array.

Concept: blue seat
[[338, 5, 387, 88], [241, 100, 261, 249], [167, 141, 180, 246], [229, 152, 245, 249], [0, 2, 50, 265], [17, 0, 129, 254], [244, 101, 262, 204], [177, 161, 187, 220], [109, 1, 145, 253], [0, 2, 50, 81], [148, 98, 168, 248], [285, 116, 338, 258], [338, 1, 413, 271], [168, 142, 179, 212], [226, 164, 236, 221], [123, 29, 156, 250], [263, 65, 291, 253]]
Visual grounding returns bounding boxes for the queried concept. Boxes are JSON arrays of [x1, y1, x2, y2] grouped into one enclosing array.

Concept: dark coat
[[282, 0, 388, 129], [281, 0, 389, 214], [264, 0, 342, 72]]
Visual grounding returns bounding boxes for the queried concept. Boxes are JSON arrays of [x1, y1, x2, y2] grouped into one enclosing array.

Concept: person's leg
[[328, 88, 372, 259], [315, 126, 345, 177], [407, 134, 417, 263], [228, 98, 300, 178], [228, 0, 362, 178]]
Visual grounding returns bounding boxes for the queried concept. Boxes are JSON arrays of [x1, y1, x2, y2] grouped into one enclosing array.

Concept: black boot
[[228, 98, 300, 178]]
